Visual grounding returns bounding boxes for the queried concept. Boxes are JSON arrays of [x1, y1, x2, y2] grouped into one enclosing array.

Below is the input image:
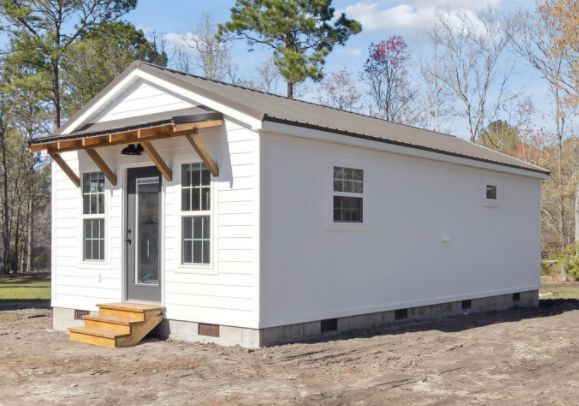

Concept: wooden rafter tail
[[140, 141, 172, 181], [49, 152, 80, 187], [85, 149, 117, 186], [184, 133, 219, 177]]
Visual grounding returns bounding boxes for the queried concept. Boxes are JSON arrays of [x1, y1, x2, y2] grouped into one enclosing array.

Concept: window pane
[[353, 169, 363, 181], [183, 217, 192, 239], [193, 241, 202, 263], [203, 188, 210, 210], [334, 166, 344, 180], [182, 188, 191, 211], [92, 240, 100, 260], [333, 180, 342, 192], [182, 164, 192, 187], [333, 196, 363, 223], [201, 168, 210, 186], [82, 174, 90, 193], [99, 241, 105, 260], [193, 216, 202, 239], [90, 195, 98, 214], [192, 166, 201, 186], [202, 216, 210, 239], [97, 193, 104, 214], [192, 188, 200, 211], [183, 240, 192, 263], [203, 241, 210, 263], [486, 185, 497, 200]]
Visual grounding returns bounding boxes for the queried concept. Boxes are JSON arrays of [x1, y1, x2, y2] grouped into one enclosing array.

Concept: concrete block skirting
[[53, 290, 538, 348]]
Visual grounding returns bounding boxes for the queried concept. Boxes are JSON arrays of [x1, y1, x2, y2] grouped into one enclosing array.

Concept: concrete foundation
[[53, 290, 538, 348]]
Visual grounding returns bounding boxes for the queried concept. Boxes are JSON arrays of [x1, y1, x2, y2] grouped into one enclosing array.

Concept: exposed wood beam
[[49, 152, 80, 187], [184, 132, 219, 177], [30, 119, 224, 153], [85, 149, 117, 186], [141, 141, 172, 181]]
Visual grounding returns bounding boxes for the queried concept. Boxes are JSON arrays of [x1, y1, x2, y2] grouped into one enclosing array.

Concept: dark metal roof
[[37, 61, 549, 175], [31, 107, 222, 144]]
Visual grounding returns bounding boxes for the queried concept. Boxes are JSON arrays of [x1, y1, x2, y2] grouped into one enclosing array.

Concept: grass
[[540, 285, 579, 300], [0, 272, 50, 304]]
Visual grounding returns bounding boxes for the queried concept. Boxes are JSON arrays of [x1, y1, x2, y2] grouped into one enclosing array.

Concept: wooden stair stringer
[[115, 312, 163, 347]]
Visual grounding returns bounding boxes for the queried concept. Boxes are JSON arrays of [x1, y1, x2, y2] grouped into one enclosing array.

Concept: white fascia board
[[135, 70, 263, 130], [63, 68, 263, 136], [261, 120, 549, 180]]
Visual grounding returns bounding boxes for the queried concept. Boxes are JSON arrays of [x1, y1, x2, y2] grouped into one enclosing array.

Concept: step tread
[[83, 314, 145, 326], [97, 302, 164, 313], [69, 326, 131, 339]]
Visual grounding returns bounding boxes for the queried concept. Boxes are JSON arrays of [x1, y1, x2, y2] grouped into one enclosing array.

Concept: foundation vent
[[513, 293, 521, 302], [74, 310, 90, 320], [395, 309, 408, 320], [320, 318, 338, 333], [461, 300, 472, 310], [198, 323, 220, 337]]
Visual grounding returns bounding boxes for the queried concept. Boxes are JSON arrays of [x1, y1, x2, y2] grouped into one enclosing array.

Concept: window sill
[[174, 264, 218, 275], [483, 201, 499, 208], [326, 222, 368, 232]]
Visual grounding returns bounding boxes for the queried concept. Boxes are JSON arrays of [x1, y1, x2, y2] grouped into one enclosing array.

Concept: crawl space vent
[[198, 323, 220, 337], [320, 318, 338, 333], [395, 309, 408, 320], [513, 293, 521, 302], [74, 310, 90, 320], [462, 300, 472, 310]]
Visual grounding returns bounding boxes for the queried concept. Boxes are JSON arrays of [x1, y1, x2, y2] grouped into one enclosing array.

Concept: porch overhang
[[30, 108, 223, 186]]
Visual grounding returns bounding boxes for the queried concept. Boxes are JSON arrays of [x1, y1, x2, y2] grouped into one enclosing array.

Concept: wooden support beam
[[49, 152, 80, 187], [85, 149, 117, 186], [141, 141, 172, 181], [184, 132, 219, 177]]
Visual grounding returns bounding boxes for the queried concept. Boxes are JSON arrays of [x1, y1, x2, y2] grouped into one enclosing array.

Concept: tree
[[478, 120, 522, 155], [511, 5, 576, 248], [0, 0, 138, 128], [427, 10, 514, 142], [419, 42, 451, 132], [317, 69, 361, 111], [62, 21, 167, 114], [361, 36, 415, 123], [218, 0, 361, 99]]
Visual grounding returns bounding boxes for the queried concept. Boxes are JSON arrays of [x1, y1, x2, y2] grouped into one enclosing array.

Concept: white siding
[[91, 80, 195, 123], [259, 131, 542, 328], [52, 119, 260, 328]]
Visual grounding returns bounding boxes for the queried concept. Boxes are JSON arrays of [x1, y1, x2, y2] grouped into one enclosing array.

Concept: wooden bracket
[[49, 152, 80, 187], [85, 149, 117, 186], [184, 132, 219, 177], [141, 141, 172, 181]]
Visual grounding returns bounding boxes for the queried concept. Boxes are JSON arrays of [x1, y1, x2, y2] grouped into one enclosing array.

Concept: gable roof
[[41, 61, 549, 176]]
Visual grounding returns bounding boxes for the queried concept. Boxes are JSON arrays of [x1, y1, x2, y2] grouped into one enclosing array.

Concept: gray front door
[[126, 166, 162, 302]]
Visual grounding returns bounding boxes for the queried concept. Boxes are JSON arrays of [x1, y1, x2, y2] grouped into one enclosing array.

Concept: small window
[[486, 184, 497, 200], [333, 166, 363, 223], [181, 163, 211, 265], [82, 172, 105, 261]]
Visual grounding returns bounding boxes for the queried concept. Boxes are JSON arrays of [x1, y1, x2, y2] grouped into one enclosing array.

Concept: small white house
[[31, 62, 548, 348]]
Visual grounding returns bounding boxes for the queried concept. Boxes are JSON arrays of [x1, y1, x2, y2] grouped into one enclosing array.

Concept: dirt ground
[[1, 302, 578, 405]]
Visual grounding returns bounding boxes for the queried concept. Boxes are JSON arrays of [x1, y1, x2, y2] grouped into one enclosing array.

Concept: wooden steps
[[69, 302, 164, 348]]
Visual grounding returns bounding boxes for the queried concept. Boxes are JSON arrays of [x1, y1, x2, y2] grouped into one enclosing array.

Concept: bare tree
[[511, 7, 576, 248], [427, 9, 515, 142], [181, 14, 234, 81], [419, 43, 452, 132]]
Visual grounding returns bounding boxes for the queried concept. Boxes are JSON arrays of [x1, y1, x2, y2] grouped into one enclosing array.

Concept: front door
[[126, 166, 162, 302]]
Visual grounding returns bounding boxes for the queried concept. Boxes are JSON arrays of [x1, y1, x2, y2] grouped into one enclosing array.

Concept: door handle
[[127, 229, 132, 244]]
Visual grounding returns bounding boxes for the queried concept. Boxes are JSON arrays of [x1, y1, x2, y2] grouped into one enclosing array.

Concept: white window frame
[[179, 161, 214, 268], [81, 171, 106, 262], [327, 161, 367, 231]]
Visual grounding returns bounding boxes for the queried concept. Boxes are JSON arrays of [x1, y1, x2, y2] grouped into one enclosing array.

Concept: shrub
[[543, 244, 579, 281]]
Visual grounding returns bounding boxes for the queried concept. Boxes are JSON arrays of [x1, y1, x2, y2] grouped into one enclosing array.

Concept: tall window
[[333, 166, 364, 223], [182, 163, 211, 264], [82, 172, 105, 261]]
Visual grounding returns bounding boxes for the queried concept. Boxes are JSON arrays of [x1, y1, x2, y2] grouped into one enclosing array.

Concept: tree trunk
[[12, 204, 21, 273], [26, 194, 33, 273], [287, 81, 294, 99], [52, 62, 61, 128], [1, 131, 9, 274]]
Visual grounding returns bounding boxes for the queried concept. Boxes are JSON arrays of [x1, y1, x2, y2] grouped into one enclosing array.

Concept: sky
[[122, 0, 558, 139]]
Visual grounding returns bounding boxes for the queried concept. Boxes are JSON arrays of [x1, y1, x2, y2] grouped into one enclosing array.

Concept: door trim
[[120, 161, 165, 304]]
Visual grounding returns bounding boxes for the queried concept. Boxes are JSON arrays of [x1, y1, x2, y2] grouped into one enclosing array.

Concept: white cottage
[[31, 61, 548, 348]]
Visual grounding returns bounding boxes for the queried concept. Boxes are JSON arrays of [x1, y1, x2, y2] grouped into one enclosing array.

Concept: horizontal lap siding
[[163, 121, 260, 328], [52, 151, 123, 311]]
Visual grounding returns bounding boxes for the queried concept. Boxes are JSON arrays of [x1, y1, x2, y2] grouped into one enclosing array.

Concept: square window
[[486, 185, 497, 200]]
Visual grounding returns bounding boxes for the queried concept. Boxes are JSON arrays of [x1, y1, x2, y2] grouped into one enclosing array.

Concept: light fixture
[[121, 143, 143, 156]]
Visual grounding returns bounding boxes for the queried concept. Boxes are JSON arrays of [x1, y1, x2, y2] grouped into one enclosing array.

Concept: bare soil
[[1, 301, 578, 405]]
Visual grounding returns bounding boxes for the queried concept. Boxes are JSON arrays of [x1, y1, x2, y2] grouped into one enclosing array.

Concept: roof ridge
[[138, 61, 458, 139]]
